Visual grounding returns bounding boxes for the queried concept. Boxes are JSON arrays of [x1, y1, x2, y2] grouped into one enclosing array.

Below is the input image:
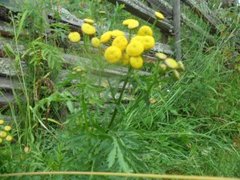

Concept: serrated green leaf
[[16, 10, 29, 39], [107, 141, 117, 168], [114, 138, 130, 172], [66, 101, 74, 113]]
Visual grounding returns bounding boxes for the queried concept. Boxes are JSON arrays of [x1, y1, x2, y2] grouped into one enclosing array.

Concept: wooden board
[[182, 0, 222, 32], [146, 0, 173, 18], [145, 0, 216, 43], [0, 91, 14, 105], [0, 21, 14, 37], [0, 76, 19, 90], [107, 0, 174, 34], [173, 0, 182, 60], [0, 57, 19, 76]]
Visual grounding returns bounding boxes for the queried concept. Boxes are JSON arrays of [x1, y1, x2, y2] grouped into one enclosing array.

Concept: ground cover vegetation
[[0, 0, 240, 179]]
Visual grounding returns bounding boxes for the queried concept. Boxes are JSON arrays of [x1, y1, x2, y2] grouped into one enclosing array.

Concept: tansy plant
[[67, 14, 184, 129], [0, 119, 13, 145]]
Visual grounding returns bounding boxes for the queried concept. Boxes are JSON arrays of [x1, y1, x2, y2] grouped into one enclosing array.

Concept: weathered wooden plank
[[183, 16, 216, 44], [0, 38, 25, 56], [182, 0, 222, 32], [58, 69, 133, 90], [146, 0, 173, 18], [145, 0, 216, 44], [0, 4, 83, 31], [0, 21, 14, 37], [50, 7, 83, 27], [0, 76, 19, 89], [0, 57, 18, 76], [154, 42, 173, 55], [0, 115, 11, 122], [173, 0, 182, 60], [0, 5, 13, 22], [0, 53, 151, 78], [107, 0, 174, 34], [63, 54, 151, 77], [0, 91, 14, 105]]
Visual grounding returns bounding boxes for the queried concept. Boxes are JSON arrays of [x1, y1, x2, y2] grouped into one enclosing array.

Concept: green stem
[[107, 68, 131, 129], [151, 19, 158, 29]]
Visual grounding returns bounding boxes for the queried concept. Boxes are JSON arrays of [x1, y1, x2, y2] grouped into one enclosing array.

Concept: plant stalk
[[107, 68, 131, 129]]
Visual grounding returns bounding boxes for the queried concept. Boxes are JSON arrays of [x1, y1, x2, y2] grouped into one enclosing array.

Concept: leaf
[[42, 118, 63, 126], [107, 141, 117, 168], [112, 137, 130, 172], [16, 10, 29, 39], [66, 101, 74, 113], [117, 143, 130, 172]]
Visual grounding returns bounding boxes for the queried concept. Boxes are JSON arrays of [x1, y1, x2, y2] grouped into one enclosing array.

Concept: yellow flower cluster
[[0, 119, 13, 144], [95, 18, 158, 69], [155, 52, 185, 79], [66, 12, 184, 75]]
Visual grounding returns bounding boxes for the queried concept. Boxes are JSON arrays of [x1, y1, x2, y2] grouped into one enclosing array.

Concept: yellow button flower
[[91, 37, 101, 48], [0, 131, 7, 138], [4, 125, 11, 131], [81, 23, 96, 35], [155, 11, 165, 20], [0, 119, 4, 125], [121, 53, 130, 65], [104, 46, 122, 64], [137, 25, 153, 36], [111, 30, 125, 38], [100, 31, 112, 43], [5, 135, 13, 142], [84, 18, 94, 24], [178, 61, 185, 71], [164, 58, 179, 69], [68, 32, 81, 43], [126, 41, 144, 57], [112, 36, 128, 51], [173, 70, 180, 80], [155, 52, 167, 60], [122, 19, 132, 25], [122, 19, 139, 29], [159, 63, 167, 71], [141, 36, 155, 50], [131, 35, 144, 43], [130, 56, 143, 69]]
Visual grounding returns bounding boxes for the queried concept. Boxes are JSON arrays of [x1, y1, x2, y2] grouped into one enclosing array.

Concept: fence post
[[173, 0, 182, 60]]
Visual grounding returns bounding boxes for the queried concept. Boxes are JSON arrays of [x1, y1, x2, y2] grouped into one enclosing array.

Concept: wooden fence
[[0, 1, 224, 108]]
